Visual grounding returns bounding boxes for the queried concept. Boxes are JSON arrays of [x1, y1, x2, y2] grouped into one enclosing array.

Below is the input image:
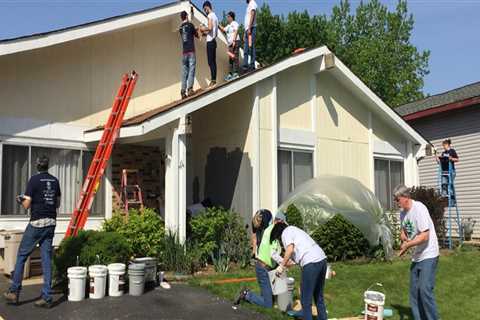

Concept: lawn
[[189, 248, 480, 319]]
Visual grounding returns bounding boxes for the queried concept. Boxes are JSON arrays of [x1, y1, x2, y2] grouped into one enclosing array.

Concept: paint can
[[108, 263, 126, 297], [67, 266, 87, 302], [88, 265, 108, 299], [364, 283, 385, 320]]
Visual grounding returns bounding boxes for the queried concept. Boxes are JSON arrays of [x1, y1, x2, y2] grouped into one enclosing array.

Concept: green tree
[[255, 0, 429, 107]]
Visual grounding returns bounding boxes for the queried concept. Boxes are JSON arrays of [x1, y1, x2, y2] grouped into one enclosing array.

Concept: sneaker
[[208, 80, 217, 88], [3, 291, 19, 305], [34, 298, 52, 309], [234, 287, 249, 305], [187, 88, 195, 96], [230, 73, 240, 80], [181, 91, 187, 99], [224, 73, 233, 81]]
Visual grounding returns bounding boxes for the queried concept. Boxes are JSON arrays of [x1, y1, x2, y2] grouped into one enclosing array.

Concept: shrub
[[102, 208, 165, 258], [53, 230, 132, 284], [285, 204, 304, 229], [189, 207, 250, 266], [410, 186, 447, 241], [160, 231, 202, 274], [311, 215, 370, 261]]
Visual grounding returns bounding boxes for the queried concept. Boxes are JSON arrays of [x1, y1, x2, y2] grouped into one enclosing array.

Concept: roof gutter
[[403, 95, 480, 121]]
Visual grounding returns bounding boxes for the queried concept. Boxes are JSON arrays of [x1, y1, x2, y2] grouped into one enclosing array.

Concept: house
[[0, 1, 428, 247], [397, 82, 480, 238]]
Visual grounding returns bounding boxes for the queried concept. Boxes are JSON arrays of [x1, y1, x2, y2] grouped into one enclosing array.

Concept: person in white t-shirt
[[395, 185, 440, 320], [201, 1, 219, 86], [220, 11, 240, 80], [243, 0, 257, 72], [270, 222, 328, 320]]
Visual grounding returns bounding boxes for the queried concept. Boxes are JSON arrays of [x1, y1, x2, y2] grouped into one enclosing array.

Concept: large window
[[278, 149, 313, 204], [1, 144, 105, 216], [374, 158, 404, 210]]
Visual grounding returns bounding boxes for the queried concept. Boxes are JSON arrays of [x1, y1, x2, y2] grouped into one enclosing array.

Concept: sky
[[1, 0, 479, 97]]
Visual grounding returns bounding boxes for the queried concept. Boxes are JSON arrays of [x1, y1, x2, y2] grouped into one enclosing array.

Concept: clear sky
[[1, 0, 479, 97]]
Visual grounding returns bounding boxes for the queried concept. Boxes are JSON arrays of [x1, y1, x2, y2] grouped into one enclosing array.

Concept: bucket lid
[[133, 257, 157, 263], [89, 265, 108, 273], [68, 266, 87, 274], [108, 263, 126, 271], [364, 290, 385, 302]]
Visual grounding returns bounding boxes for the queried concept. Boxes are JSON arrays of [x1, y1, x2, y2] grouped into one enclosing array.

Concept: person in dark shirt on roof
[[436, 139, 459, 198], [179, 10, 199, 99], [4, 155, 61, 308]]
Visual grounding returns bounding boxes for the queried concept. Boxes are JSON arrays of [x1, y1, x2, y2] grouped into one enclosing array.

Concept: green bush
[[160, 231, 202, 274], [410, 186, 447, 241], [285, 204, 304, 229], [102, 208, 165, 258], [311, 215, 370, 261], [53, 230, 132, 284], [189, 207, 250, 266]]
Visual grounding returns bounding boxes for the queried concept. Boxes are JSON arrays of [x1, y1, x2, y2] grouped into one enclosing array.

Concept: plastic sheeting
[[278, 175, 393, 258]]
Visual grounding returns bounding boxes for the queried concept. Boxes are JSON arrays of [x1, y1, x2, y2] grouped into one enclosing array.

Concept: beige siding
[[0, 18, 229, 128], [191, 87, 255, 221], [315, 72, 370, 187], [277, 63, 312, 130]]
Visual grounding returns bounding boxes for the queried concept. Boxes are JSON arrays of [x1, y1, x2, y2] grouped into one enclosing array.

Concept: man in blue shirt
[[3, 155, 61, 308]]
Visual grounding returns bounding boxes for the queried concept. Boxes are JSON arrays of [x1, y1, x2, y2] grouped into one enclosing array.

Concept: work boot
[[3, 291, 19, 305], [181, 90, 187, 100], [34, 298, 52, 309], [187, 88, 195, 96], [233, 287, 249, 305]]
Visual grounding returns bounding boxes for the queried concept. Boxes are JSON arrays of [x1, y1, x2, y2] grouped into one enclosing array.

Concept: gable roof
[[396, 81, 480, 120], [0, 1, 221, 56], [84, 46, 429, 153]]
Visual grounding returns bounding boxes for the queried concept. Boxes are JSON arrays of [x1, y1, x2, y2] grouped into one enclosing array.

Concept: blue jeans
[[301, 260, 328, 320], [410, 257, 439, 320], [243, 27, 256, 70], [9, 224, 55, 302], [181, 52, 196, 92], [245, 262, 273, 308], [441, 170, 456, 198]]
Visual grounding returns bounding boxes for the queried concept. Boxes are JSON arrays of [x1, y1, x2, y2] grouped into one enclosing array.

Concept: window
[[278, 149, 313, 204], [374, 158, 404, 210], [1, 144, 105, 216]]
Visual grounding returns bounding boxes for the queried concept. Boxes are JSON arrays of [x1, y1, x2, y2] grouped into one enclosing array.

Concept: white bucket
[[277, 277, 295, 312], [364, 286, 385, 320], [326, 264, 332, 279], [108, 263, 126, 297], [132, 257, 157, 284], [128, 263, 146, 296], [67, 266, 88, 302], [89, 265, 108, 299]]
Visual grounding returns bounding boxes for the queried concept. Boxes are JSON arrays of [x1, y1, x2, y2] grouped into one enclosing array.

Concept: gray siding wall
[[411, 105, 480, 238]]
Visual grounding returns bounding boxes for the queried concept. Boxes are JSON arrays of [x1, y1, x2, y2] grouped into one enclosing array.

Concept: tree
[[255, 0, 430, 107]]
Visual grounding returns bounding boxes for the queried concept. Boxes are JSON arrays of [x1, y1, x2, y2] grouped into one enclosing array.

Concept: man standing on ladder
[[436, 139, 459, 200], [3, 155, 61, 308]]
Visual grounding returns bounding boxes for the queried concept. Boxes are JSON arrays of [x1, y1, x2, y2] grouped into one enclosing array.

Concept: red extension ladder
[[65, 71, 138, 238]]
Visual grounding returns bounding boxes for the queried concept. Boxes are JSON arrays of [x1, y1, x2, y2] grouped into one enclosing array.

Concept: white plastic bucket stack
[[277, 277, 295, 311], [108, 263, 126, 297], [88, 265, 108, 299], [128, 263, 146, 296], [364, 283, 385, 320], [132, 257, 157, 285], [67, 266, 88, 302]]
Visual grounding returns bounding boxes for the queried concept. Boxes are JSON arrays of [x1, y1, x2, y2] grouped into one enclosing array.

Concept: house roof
[[396, 81, 480, 120], [0, 1, 219, 56], [84, 46, 429, 153]]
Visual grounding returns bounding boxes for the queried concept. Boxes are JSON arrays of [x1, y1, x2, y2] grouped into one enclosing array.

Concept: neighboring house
[[397, 82, 480, 238], [0, 1, 428, 247]]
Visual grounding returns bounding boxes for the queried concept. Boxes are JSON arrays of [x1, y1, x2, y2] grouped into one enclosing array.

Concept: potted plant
[[461, 218, 476, 241]]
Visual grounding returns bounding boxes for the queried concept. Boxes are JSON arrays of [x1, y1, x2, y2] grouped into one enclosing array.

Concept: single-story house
[[397, 82, 480, 238], [0, 1, 428, 248]]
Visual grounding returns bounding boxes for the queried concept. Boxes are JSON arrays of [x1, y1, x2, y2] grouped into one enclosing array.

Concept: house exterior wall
[[0, 17, 229, 131], [190, 87, 256, 222], [408, 105, 480, 238]]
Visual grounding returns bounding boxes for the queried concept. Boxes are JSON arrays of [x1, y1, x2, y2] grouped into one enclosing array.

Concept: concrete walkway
[[0, 276, 267, 320]]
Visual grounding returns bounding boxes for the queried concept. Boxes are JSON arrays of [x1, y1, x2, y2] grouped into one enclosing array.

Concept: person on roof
[[200, 1, 219, 87], [220, 11, 240, 81], [243, 0, 258, 72], [179, 11, 199, 99], [436, 139, 459, 199]]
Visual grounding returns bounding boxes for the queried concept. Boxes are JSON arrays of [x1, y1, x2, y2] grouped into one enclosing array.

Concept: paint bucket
[[108, 263, 126, 297], [128, 263, 146, 296], [132, 257, 157, 287], [88, 265, 108, 299], [364, 283, 386, 320], [326, 264, 332, 279], [67, 266, 88, 302], [277, 277, 295, 312]]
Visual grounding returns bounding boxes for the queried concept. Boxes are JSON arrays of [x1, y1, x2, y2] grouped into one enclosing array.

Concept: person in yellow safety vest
[[234, 209, 289, 307]]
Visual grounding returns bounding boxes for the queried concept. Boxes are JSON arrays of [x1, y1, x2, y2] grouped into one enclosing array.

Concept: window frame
[[0, 140, 105, 217], [278, 147, 314, 204], [374, 156, 405, 210]]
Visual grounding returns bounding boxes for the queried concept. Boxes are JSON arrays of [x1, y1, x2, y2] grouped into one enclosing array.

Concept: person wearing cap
[[234, 210, 288, 307], [3, 155, 61, 308], [270, 222, 328, 320]]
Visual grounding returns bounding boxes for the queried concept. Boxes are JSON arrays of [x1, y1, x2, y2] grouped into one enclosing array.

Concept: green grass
[[189, 249, 480, 319]]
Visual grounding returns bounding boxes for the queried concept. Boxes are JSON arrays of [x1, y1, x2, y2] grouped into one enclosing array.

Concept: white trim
[[0, 136, 88, 150], [164, 126, 179, 236], [252, 85, 260, 214], [373, 153, 404, 161], [177, 122, 187, 243], [368, 111, 375, 191], [309, 74, 318, 177], [271, 76, 278, 212], [278, 128, 316, 148]]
